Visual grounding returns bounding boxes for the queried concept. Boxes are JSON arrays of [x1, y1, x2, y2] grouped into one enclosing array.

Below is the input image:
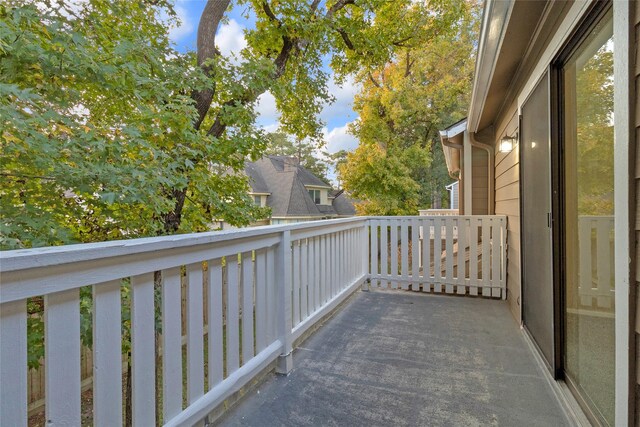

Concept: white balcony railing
[[369, 216, 507, 298], [0, 215, 506, 426], [418, 208, 459, 216], [576, 215, 615, 311]]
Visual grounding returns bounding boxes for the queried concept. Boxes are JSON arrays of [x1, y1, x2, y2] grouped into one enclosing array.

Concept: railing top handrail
[[0, 214, 507, 273], [0, 216, 368, 272], [367, 215, 507, 220]]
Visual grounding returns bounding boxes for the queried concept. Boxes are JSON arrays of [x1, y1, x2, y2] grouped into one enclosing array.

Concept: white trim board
[[613, 1, 633, 424]]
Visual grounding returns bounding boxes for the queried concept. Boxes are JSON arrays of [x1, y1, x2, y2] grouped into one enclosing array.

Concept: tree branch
[[207, 31, 296, 138], [368, 72, 381, 88], [191, 0, 230, 130], [262, 1, 281, 26], [336, 28, 354, 50], [310, 0, 322, 13], [392, 36, 414, 47], [326, 0, 355, 19]]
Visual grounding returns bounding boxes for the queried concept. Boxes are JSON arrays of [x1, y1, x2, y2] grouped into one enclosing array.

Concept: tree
[[264, 131, 330, 182], [2, 0, 470, 248], [1, 0, 259, 248], [339, 1, 480, 214]]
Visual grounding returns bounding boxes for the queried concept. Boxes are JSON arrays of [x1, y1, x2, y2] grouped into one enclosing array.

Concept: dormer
[[304, 185, 331, 205]]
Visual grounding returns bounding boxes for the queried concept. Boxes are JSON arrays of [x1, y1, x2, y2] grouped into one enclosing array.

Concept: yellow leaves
[[55, 124, 73, 134], [2, 132, 21, 144]]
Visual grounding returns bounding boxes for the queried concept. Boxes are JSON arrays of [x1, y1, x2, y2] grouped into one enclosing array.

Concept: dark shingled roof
[[244, 156, 354, 218], [332, 192, 357, 216], [245, 161, 270, 194]]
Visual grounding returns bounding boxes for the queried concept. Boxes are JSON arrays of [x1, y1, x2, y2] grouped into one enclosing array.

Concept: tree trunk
[[432, 190, 442, 209], [162, 0, 230, 234], [192, 0, 231, 130]]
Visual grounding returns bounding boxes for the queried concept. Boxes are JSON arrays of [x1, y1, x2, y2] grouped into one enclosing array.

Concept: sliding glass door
[[521, 73, 555, 371], [560, 7, 614, 425]]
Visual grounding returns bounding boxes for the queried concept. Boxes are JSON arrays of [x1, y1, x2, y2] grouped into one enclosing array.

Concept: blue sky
[[168, 0, 360, 158]]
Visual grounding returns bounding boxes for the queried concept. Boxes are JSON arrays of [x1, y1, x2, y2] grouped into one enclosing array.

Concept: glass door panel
[[562, 9, 614, 425]]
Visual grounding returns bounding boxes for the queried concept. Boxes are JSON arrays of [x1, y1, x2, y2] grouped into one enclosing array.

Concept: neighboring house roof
[[244, 161, 271, 194], [244, 156, 355, 218], [332, 192, 357, 216]]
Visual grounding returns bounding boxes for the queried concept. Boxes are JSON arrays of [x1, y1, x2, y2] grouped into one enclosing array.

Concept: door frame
[[550, 1, 619, 424], [518, 71, 558, 377]]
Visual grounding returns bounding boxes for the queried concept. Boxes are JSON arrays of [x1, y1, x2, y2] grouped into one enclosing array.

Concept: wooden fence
[[368, 216, 507, 299]]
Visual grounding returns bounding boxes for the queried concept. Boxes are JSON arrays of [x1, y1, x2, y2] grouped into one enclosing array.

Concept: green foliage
[[339, 1, 480, 214], [0, 1, 264, 249], [339, 143, 423, 215]]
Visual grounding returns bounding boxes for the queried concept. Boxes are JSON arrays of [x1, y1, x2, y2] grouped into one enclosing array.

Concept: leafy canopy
[[1, 0, 472, 248], [339, 1, 479, 215]]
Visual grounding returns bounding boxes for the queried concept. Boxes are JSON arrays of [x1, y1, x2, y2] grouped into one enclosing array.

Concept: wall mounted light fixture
[[499, 134, 516, 153]]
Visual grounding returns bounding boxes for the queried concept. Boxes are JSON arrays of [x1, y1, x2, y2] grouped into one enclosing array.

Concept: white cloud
[[322, 122, 359, 154], [167, 6, 194, 42], [262, 123, 280, 134], [320, 76, 360, 124], [217, 19, 247, 58], [256, 91, 280, 128]]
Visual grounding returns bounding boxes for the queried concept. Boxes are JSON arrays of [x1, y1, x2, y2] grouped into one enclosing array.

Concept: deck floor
[[218, 290, 570, 426]]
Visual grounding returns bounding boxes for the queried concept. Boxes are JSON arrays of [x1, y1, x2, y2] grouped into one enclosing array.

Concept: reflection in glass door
[[561, 8, 614, 425]]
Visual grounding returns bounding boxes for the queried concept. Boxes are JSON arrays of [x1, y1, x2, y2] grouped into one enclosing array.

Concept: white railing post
[[45, 289, 82, 426], [0, 300, 27, 426], [362, 220, 370, 289], [276, 230, 293, 374]]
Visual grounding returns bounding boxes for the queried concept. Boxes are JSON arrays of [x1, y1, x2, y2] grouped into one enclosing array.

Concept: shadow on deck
[[217, 290, 570, 426]]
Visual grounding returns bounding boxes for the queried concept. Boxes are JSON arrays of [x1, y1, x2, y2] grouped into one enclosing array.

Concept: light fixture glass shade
[[499, 136, 514, 153]]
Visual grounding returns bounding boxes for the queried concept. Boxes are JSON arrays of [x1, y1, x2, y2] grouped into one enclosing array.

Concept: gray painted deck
[[218, 290, 570, 426]]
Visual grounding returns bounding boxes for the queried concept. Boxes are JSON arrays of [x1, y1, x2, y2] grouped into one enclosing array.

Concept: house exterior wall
[[465, 0, 637, 422], [458, 164, 465, 214], [471, 147, 489, 214], [447, 182, 459, 210], [494, 110, 521, 322]]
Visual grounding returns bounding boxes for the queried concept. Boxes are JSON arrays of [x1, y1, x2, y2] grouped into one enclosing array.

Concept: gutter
[[468, 133, 495, 215], [440, 131, 463, 180]]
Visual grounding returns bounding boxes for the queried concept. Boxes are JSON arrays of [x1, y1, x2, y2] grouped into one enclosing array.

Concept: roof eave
[[468, 0, 515, 133]]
